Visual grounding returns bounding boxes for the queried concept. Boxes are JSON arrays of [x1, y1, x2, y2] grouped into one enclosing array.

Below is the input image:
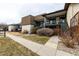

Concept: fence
[[0, 28, 6, 37]]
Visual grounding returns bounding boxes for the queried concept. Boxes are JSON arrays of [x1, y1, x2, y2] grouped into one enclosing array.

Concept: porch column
[[56, 17, 60, 35], [56, 17, 60, 24], [43, 17, 47, 28]]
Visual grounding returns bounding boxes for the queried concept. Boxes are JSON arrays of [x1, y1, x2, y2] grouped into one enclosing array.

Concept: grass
[[23, 34, 49, 44], [8, 32, 49, 44], [8, 32, 22, 36], [0, 37, 38, 56]]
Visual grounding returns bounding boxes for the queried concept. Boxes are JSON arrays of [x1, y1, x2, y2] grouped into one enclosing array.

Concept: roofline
[[22, 15, 34, 18], [42, 9, 65, 16], [8, 24, 21, 26], [64, 3, 70, 10]]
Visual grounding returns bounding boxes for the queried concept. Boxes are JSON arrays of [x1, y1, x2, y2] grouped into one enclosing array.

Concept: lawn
[[8, 32, 49, 44], [8, 32, 22, 36], [22, 34, 49, 44], [0, 37, 38, 56]]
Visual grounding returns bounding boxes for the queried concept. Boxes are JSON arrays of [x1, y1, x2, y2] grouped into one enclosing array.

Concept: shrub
[[31, 27, 38, 34], [61, 37, 75, 48], [62, 31, 75, 48], [53, 28, 60, 35], [36, 28, 54, 36], [22, 30, 28, 34], [60, 26, 79, 48], [74, 34, 79, 45]]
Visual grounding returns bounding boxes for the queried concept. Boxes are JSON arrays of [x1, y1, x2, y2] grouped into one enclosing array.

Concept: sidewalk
[[45, 36, 59, 48], [6, 33, 74, 56], [56, 50, 74, 56], [6, 33, 57, 56]]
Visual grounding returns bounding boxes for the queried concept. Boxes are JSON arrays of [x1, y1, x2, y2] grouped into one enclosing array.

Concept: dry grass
[[23, 34, 49, 44], [8, 32, 22, 36], [0, 37, 38, 56], [8, 32, 49, 44]]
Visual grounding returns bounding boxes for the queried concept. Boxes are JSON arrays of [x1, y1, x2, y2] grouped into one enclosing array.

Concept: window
[[52, 20, 56, 24]]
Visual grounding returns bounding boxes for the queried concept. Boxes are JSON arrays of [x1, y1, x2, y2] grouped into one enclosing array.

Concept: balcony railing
[[38, 22, 57, 28], [45, 23, 57, 26]]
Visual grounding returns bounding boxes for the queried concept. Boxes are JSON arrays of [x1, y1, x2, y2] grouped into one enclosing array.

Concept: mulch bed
[[57, 40, 79, 56]]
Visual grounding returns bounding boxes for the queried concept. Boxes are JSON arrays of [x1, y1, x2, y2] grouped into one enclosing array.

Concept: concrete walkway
[[6, 33, 57, 56], [56, 50, 74, 56], [45, 36, 74, 56], [45, 36, 59, 48], [6, 33, 74, 56]]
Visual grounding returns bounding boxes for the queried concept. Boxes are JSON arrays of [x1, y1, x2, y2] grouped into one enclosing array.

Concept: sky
[[0, 0, 65, 24]]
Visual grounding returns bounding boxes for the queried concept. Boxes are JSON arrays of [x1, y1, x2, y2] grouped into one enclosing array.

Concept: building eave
[[64, 3, 70, 10], [41, 9, 66, 19]]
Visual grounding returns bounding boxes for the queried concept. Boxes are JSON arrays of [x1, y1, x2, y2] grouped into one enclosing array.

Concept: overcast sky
[[0, 0, 65, 24]]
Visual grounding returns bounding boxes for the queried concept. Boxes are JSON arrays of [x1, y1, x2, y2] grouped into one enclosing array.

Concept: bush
[[61, 30, 75, 48], [61, 36, 75, 48], [73, 34, 79, 45], [60, 25, 79, 48], [36, 28, 54, 36], [31, 27, 38, 34], [22, 30, 28, 34], [53, 28, 60, 35]]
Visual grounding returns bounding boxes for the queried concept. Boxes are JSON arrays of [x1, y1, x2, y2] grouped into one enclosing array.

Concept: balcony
[[46, 23, 58, 26], [45, 20, 58, 26]]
